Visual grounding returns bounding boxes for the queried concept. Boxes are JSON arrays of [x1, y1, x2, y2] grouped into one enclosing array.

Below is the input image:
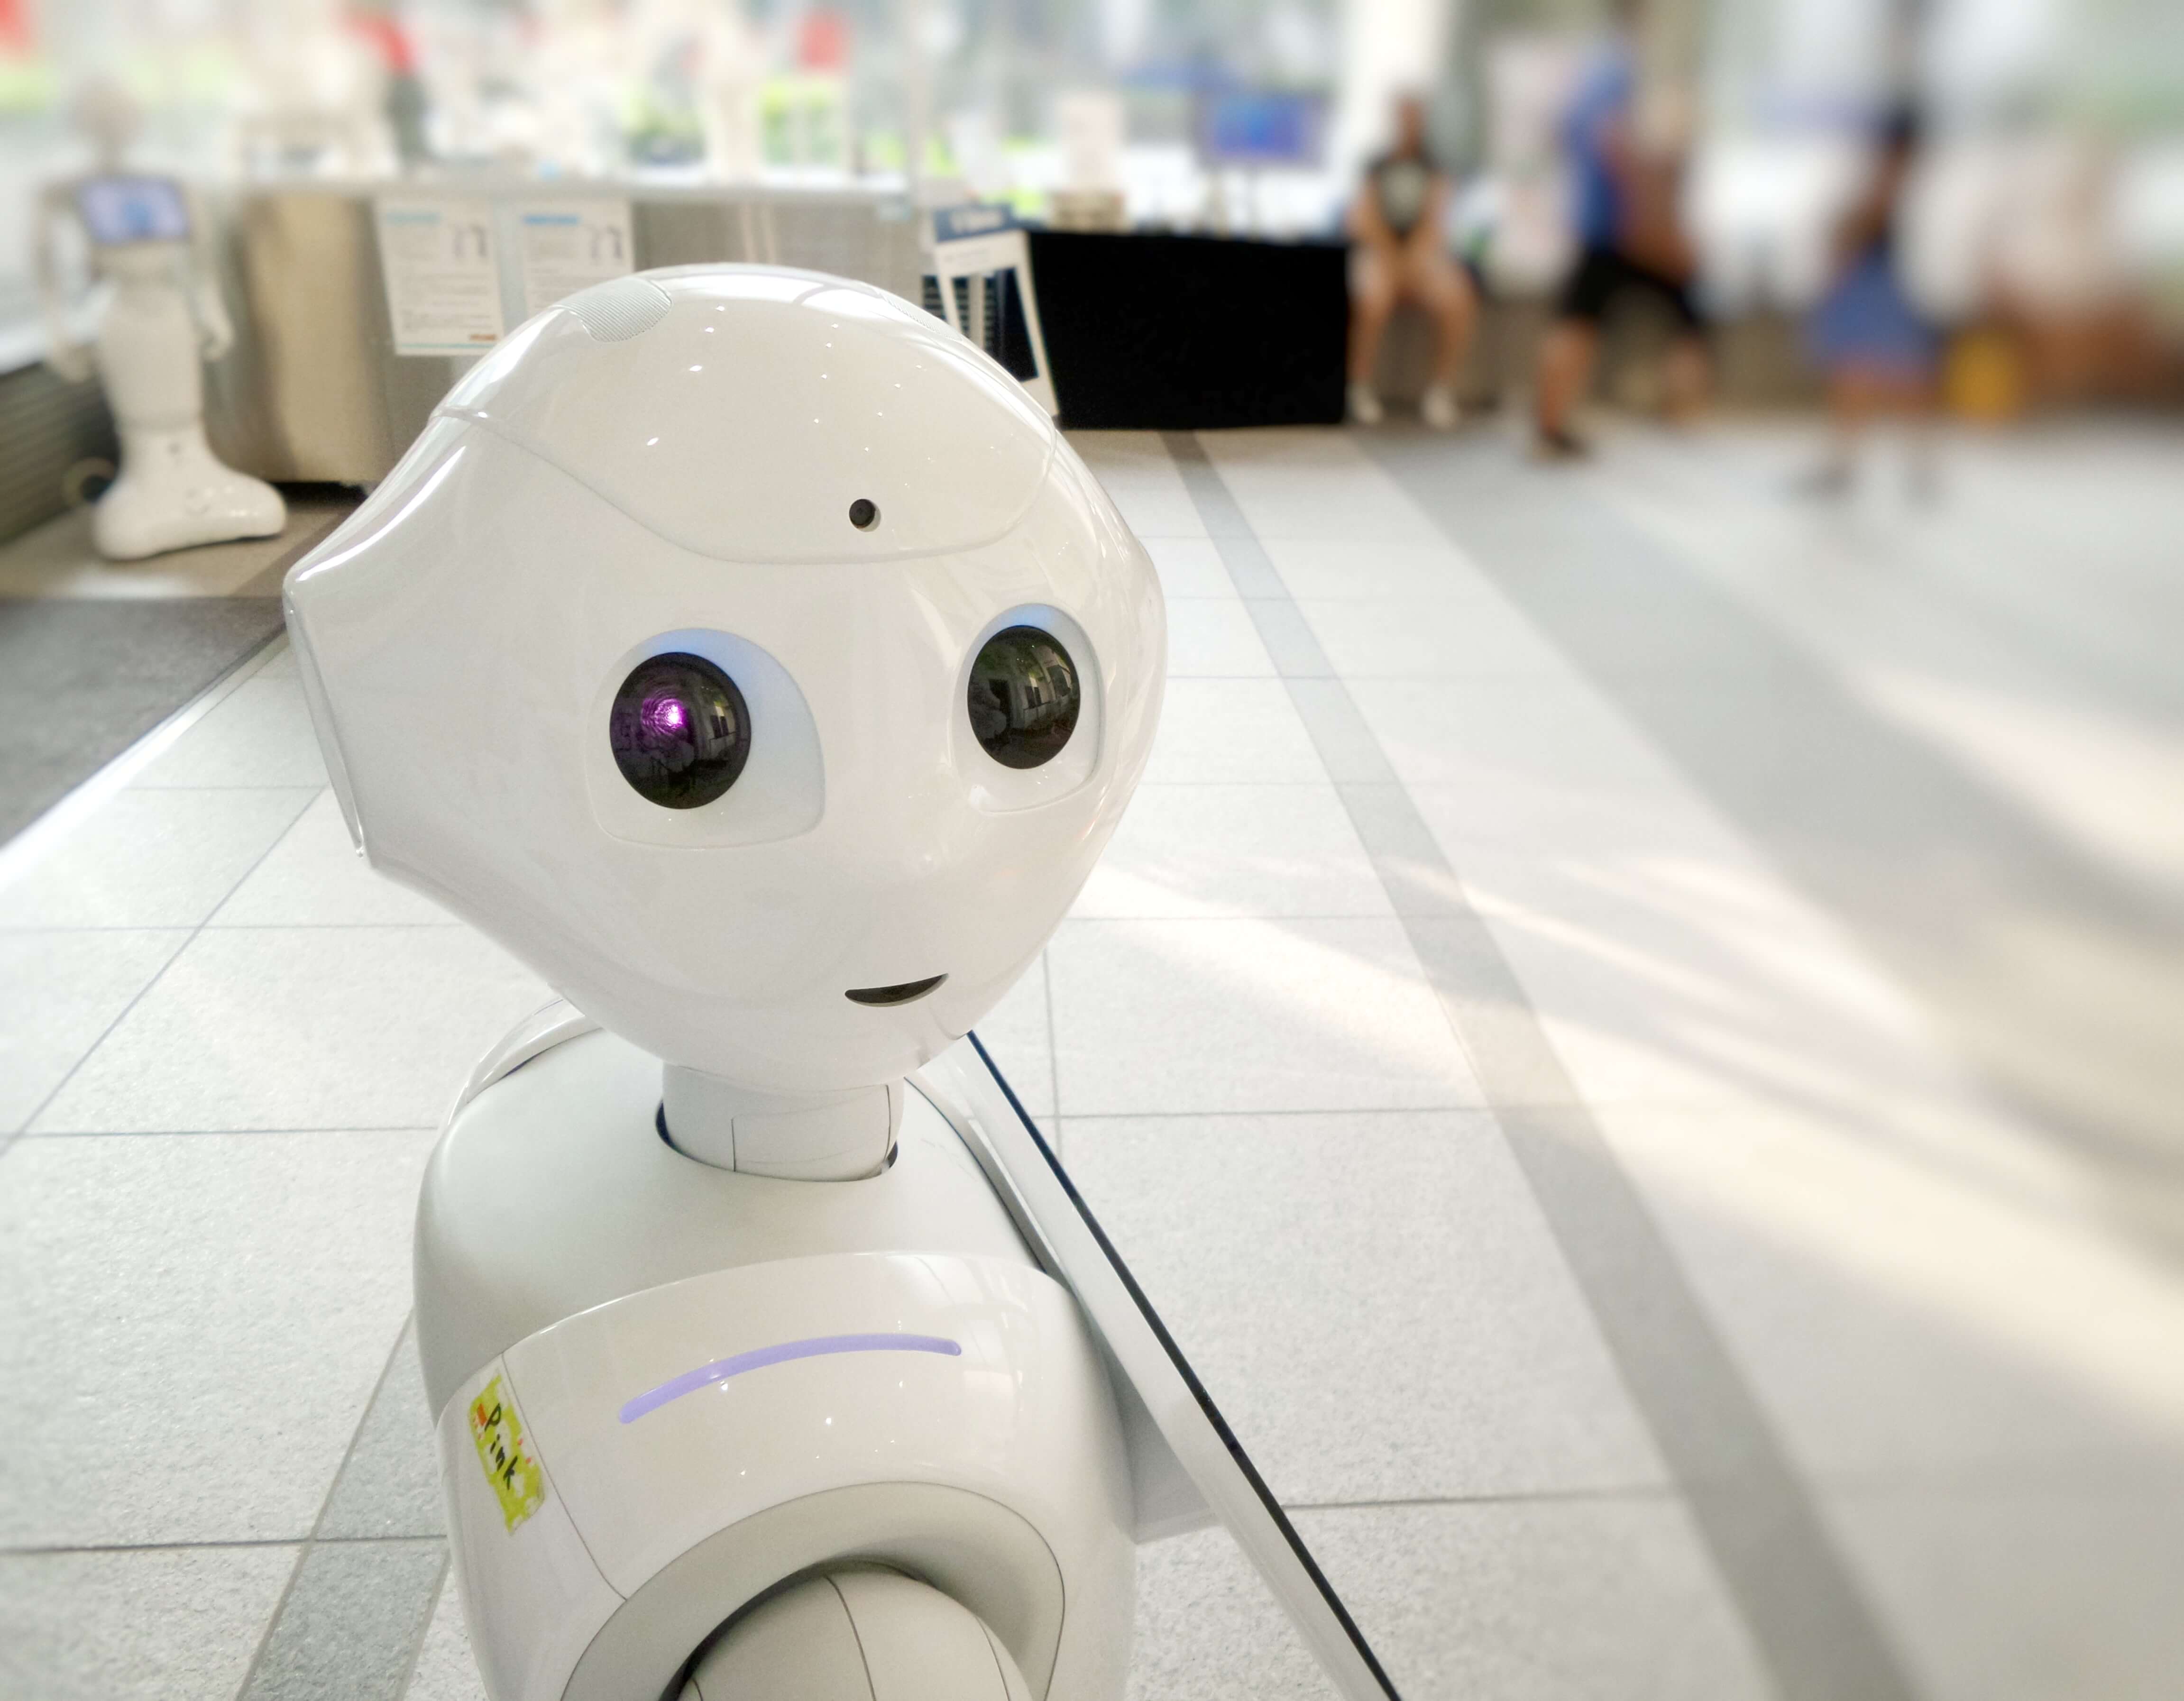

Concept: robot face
[[286, 267, 1164, 1094]]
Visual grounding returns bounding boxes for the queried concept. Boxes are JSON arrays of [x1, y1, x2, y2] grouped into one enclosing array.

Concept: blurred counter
[[207, 182, 924, 486], [208, 197, 1352, 477]]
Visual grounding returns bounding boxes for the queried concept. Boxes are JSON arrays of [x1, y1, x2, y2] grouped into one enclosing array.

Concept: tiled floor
[[2, 421, 2180, 1701], [0, 495, 353, 842]]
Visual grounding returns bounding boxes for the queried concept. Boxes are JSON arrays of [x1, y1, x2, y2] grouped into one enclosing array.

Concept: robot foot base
[[684, 1569, 1030, 1701], [93, 426, 285, 561]]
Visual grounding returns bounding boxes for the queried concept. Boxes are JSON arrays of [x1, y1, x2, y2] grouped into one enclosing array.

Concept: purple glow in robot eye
[[610, 653, 747, 809]]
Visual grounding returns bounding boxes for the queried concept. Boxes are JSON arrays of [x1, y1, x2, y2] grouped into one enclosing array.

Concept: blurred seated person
[[1800, 109, 1941, 496], [1532, 2, 1708, 457], [1347, 94, 1476, 430]]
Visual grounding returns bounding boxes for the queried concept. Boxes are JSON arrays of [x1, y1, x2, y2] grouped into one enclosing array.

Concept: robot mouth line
[[844, 974, 947, 1007]]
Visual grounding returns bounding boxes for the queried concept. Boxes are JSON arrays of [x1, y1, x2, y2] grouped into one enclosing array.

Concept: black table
[[1024, 230, 1347, 430]]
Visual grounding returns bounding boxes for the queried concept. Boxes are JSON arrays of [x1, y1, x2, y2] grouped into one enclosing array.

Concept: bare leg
[[1799, 370, 1875, 495], [1402, 253, 1476, 429], [1418, 259, 1477, 388], [1661, 334, 1710, 423], [1534, 319, 1598, 451], [1895, 374, 1942, 499], [1348, 248, 1397, 385]]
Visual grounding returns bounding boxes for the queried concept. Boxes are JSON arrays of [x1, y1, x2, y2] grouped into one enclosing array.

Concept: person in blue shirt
[[1346, 94, 1478, 430], [1532, 1, 1709, 457]]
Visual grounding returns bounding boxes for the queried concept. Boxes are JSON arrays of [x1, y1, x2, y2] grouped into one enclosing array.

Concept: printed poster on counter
[[375, 198, 505, 357], [515, 200, 635, 318]]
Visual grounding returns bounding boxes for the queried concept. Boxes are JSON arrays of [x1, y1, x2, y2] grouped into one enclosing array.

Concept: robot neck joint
[[661, 1067, 901, 1180]]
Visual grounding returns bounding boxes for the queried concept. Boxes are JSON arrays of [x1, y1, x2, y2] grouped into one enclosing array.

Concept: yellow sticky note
[[468, 1375, 547, 1532]]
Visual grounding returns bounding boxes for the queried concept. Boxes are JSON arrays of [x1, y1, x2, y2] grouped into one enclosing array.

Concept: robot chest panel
[[491, 1249, 1131, 1596]]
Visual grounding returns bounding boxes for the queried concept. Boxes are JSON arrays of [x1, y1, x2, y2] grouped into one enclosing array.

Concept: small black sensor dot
[[849, 498, 879, 530]]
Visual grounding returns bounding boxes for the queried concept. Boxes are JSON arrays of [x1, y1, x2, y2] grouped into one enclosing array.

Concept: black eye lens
[[608, 652, 750, 808], [968, 626, 1080, 770], [849, 498, 879, 530]]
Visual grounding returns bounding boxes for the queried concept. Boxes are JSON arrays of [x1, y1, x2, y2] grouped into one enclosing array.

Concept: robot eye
[[608, 653, 751, 809], [967, 626, 1081, 770]]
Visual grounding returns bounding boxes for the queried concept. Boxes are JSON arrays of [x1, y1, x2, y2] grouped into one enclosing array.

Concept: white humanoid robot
[[38, 81, 285, 561], [285, 265, 1398, 1701]]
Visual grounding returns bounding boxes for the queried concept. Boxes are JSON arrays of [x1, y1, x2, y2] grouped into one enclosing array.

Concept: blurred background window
[[0, 0, 2177, 396]]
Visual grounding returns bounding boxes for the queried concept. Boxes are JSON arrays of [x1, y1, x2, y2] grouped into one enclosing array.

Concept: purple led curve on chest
[[618, 1333, 964, 1424]]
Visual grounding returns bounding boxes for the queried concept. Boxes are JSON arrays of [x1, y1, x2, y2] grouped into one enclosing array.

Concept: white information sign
[[376, 199, 505, 357], [515, 200, 636, 318]]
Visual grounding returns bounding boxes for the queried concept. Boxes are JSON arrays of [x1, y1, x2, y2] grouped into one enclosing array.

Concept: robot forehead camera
[[285, 265, 1165, 1104]]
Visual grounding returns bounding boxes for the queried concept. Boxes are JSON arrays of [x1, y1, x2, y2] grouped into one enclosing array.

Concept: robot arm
[[35, 183, 94, 384], [183, 183, 236, 362]]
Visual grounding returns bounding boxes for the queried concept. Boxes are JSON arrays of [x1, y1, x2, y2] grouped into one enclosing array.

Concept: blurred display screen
[[75, 176, 190, 245], [1199, 91, 1325, 167]]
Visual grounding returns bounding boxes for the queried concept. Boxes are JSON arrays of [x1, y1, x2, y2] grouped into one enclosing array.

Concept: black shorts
[[1557, 246, 1705, 332]]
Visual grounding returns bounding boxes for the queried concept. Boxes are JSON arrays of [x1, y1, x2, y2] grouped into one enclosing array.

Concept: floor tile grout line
[[1064, 914, 1413, 924], [0, 921, 463, 935], [2, 785, 326, 1156], [125, 781, 334, 791], [391, 1549, 454, 1701], [198, 786, 333, 932], [0, 924, 196, 938], [1051, 1105, 1504, 1122], [16, 1125, 443, 1139], [309, 1315, 416, 1545], [229, 1314, 421, 1701], [17, 913, 1494, 934], [202, 920, 460, 933], [1161, 429, 1925, 1701], [1285, 1483, 1679, 1514], [3, 1533, 446, 1557]]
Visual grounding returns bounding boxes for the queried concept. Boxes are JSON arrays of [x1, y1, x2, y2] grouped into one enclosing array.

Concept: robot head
[[71, 78, 142, 169], [286, 265, 1163, 1095]]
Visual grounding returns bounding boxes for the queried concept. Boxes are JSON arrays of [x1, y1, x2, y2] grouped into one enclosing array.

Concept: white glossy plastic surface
[[503, 1252, 1132, 1600], [442, 268, 1055, 564], [285, 265, 1164, 1097], [450, 997, 600, 1120], [689, 1571, 1032, 1701], [304, 264, 1177, 1701], [436, 1242, 1135, 1701], [566, 1482, 1069, 1701], [660, 1067, 900, 1179], [413, 1025, 1038, 1417], [439, 1355, 624, 1701], [689, 1574, 875, 1700]]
